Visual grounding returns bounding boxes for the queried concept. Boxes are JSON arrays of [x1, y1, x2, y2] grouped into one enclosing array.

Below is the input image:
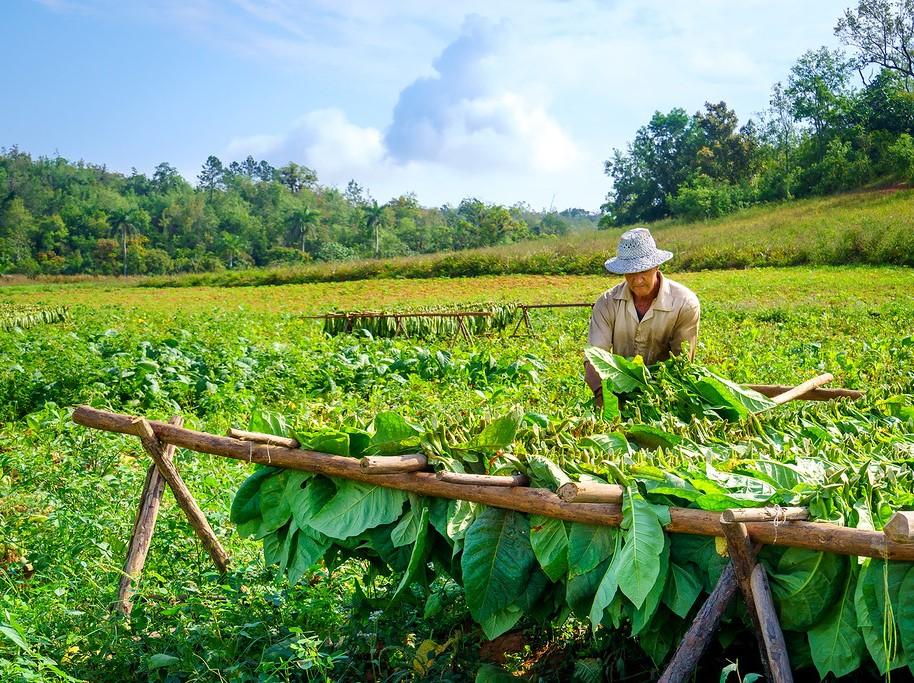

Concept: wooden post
[[227, 428, 299, 449], [721, 522, 793, 683], [658, 563, 739, 683], [117, 415, 183, 615], [132, 418, 230, 574], [750, 563, 793, 683]]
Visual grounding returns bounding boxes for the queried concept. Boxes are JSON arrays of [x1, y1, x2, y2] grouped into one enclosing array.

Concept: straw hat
[[603, 228, 673, 274]]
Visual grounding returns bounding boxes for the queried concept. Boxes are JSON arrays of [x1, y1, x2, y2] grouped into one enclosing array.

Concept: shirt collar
[[612, 272, 673, 311]]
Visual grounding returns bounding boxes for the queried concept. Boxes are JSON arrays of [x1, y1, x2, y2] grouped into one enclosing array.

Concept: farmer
[[584, 228, 700, 405]]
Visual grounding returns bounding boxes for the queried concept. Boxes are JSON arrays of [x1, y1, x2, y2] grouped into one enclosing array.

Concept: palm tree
[[290, 206, 320, 255], [364, 200, 385, 259]]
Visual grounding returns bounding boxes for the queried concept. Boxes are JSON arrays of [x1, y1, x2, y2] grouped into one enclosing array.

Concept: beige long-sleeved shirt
[[586, 274, 700, 391]]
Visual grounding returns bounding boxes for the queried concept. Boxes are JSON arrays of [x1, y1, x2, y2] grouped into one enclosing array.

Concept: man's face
[[624, 267, 659, 298]]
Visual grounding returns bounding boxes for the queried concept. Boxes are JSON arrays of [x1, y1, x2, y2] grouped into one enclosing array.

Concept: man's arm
[[669, 302, 700, 360], [584, 295, 615, 404]]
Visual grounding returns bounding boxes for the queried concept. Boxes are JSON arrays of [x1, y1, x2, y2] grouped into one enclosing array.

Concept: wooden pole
[[557, 481, 624, 504], [71, 407, 914, 561], [750, 563, 793, 683], [769, 373, 834, 405], [227, 428, 299, 449], [746, 384, 862, 401], [884, 512, 914, 543], [117, 415, 183, 615], [658, 563, 739, 683], [720, 507, 808, 523], [436, 472, 530, 487], [722, 521, 772, 682], [359, 454, 428, 473], [131, 418, 230, 574]]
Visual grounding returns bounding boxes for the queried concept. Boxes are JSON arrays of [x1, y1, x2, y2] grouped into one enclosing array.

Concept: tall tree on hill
[[836, 0, 914, 84], [278, 162, 317, 193], [364, 200, 385, 258], [289, 205, 320, 255], [197, 156, 225, 197], [785, 48, 854, 138]]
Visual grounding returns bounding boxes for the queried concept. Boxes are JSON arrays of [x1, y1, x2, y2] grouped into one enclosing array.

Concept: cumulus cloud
[[225, 15, 582, 204], [227, 109, 384, 176]]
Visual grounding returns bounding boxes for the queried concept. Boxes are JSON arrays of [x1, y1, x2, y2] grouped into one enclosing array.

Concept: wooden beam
[[556, 481, 624, 504], [359, 454, 428, 474], [659, 563, 739, 683], [131, 418, 229, 574], [117, 415, 183, 615], [436, 472, 529, 487], [721, 507, 808, 523], [227, 428, 299, 449], [770, 373, 834, 405], [746, 384, 863, 401], [71, 406, 914, 561]]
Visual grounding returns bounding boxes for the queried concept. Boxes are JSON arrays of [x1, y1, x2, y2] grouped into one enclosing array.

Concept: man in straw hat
[[584, 228, 700, 405]]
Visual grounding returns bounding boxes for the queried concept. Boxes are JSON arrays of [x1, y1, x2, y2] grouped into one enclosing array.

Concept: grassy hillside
[[127, 188, 914, 288]]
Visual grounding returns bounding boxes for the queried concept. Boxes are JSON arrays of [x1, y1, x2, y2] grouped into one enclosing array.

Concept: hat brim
[[603, 250, 673, 275]]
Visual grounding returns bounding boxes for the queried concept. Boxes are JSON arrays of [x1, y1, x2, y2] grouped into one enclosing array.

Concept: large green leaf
[[368, 411, 422, 455], [391, 507, 421, 547], [854, 558, 910, 674], [525, 454, 572, 490], [567, 523, 616, 577], [662, 561, 703, 619], [584, 346, 649, 393], [769, 549, 845, 630], [480, 605, 524, 640], [288, 476, 336, 530], [693, 377, 750, 421], [631, 538, 670, 636], [898, 565, 914, 677], [446, 499, 476, 541], [308, 481, 406, 540], [280, 523, 331, 586], [391, 506, 430, 603], [259, 470, 292, 534], [461, 508, 535, 623], [589, 531, 623, 625], [616, 491, 669, 609], [295, 429, 352, 456], [567, 556, 611, 619], [473, 409, 523, 451], [808, 563, 865, 679], [230, 467, 278, 538], [529, 515, 569, 582]]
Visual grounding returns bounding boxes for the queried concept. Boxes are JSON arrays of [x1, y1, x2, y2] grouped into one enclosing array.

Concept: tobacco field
[[1, 266, 914, 682]]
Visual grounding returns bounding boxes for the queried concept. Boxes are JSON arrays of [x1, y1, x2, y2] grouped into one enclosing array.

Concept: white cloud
[[225, 15, 583, 206], [227, 108, 384, 176]]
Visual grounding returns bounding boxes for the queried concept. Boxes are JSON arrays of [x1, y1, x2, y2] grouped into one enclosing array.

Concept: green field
[[2, 266, 914, 681]]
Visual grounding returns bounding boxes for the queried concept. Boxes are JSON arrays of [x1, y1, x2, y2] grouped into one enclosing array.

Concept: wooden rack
[[73, 395, 905, 681]]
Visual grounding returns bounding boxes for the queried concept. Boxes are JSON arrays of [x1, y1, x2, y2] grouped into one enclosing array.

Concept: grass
[[1, 266, 913, 680]]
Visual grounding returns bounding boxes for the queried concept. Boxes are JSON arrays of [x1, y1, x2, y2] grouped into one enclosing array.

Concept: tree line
[[0, 152, 596, 276], [601, 0, 914, 225]]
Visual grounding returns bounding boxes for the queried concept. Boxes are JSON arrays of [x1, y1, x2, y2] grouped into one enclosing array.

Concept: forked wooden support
[[131, 417, 230, 575], [722, 520, 792, 683], [660, 509, 796, 682], [658, 563, 739, 683], [117, 415, 183, 615]]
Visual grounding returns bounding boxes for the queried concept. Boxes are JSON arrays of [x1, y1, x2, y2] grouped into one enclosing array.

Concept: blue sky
[[2, 0, 846, 210]]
